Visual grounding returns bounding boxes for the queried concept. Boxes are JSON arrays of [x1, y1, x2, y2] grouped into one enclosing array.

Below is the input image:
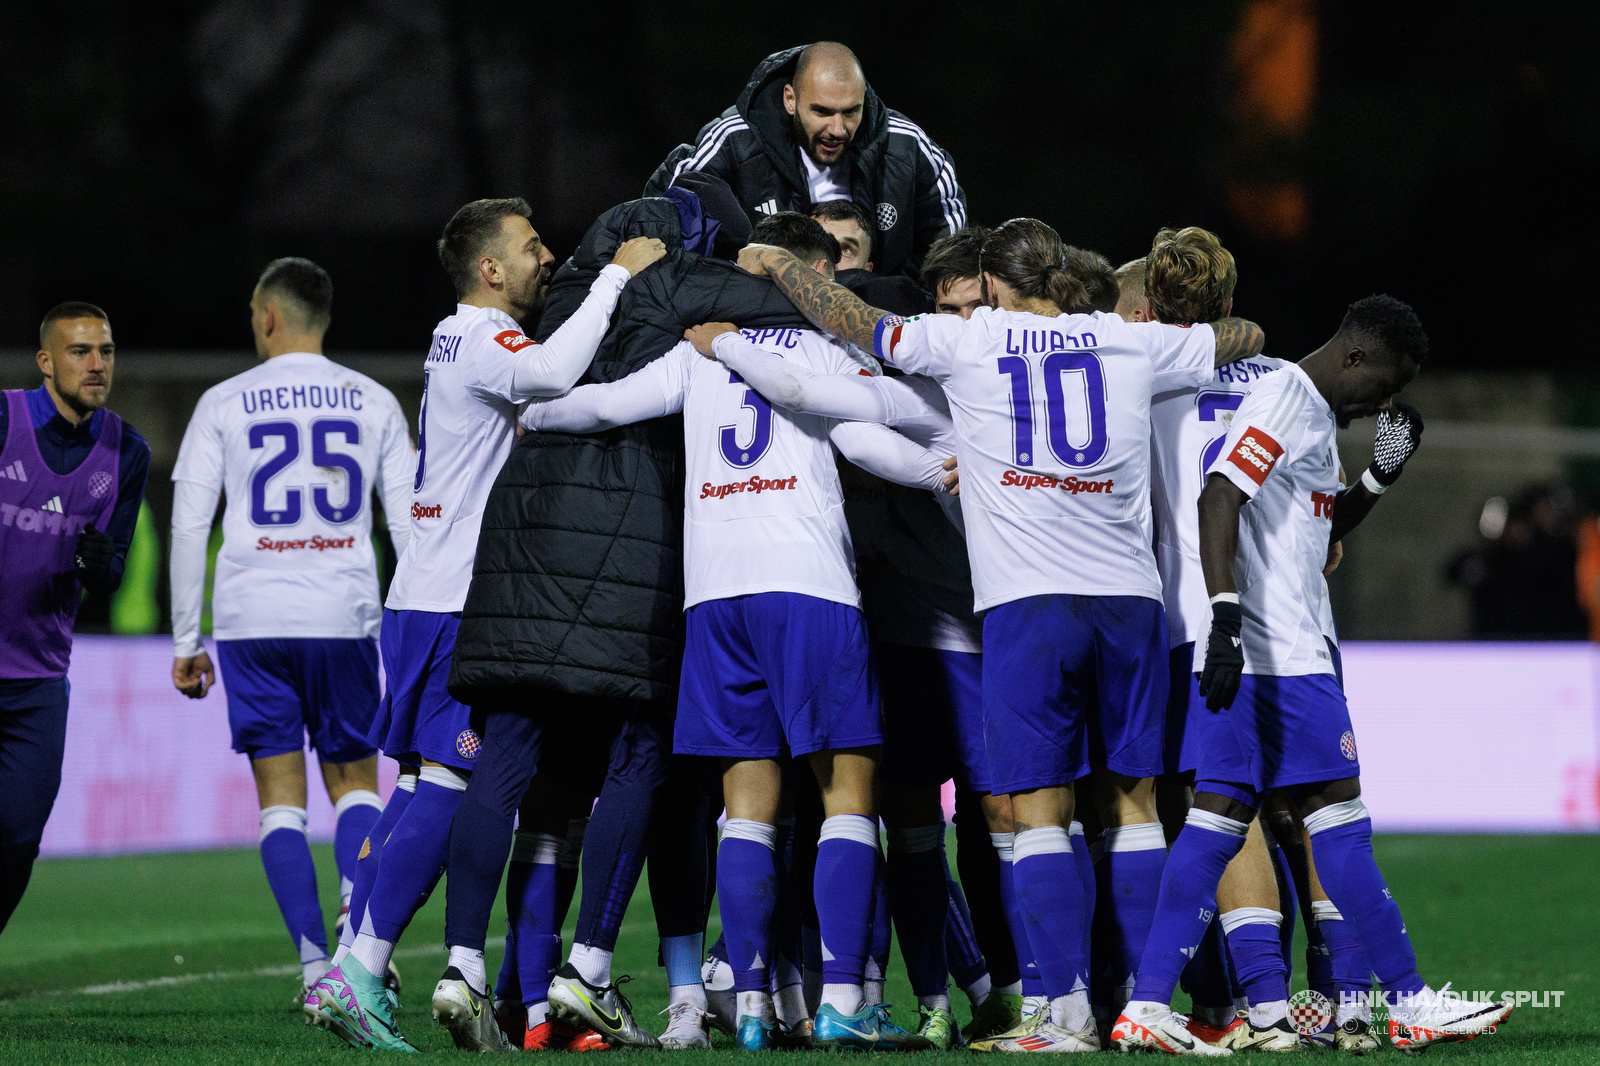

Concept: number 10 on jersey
[[996, 352, 1109, 469]]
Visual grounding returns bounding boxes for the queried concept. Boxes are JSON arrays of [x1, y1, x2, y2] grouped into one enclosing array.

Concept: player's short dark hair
[[438, 197, 532, 299], [1060, 247, 1119, 314], [256, 257, 333, 331], [980, 218, 1086, 312], [1146, 226, 1236, 325], [1342, 294, 1429, 365], [809, 200, 873, 261], [39, 301, 109, 347], [749, 211, 842, 267], [920, 227, 991, 298]]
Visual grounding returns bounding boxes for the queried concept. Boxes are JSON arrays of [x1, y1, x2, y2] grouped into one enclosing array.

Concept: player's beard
[[56, 376, 108, 419], [794, 114, 850, 166], [510, 267, 551, 321]]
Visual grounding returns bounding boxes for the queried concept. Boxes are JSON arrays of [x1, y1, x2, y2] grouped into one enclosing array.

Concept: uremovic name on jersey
[[1000, 469, 1115, 494], [255, 535, 359, 552], [701, 474, 800, 500]]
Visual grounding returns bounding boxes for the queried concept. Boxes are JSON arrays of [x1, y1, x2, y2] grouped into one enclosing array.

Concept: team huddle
[[19, 39, 1500, 1058]]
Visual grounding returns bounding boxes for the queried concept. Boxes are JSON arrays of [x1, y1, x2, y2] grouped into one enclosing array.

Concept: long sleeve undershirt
[[169, 479, 219, 659], [509, 263, 630, 398]]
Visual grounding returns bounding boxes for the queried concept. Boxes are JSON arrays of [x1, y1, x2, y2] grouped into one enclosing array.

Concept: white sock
[[919, 991, 952, 1012], [704, 955, 733, 991], [671, 983, 708, 1009], [302, 957, 332, 987], [1249, 999, 1288, 1028], [822, 983, 865, 1016], [1022, 993, 1049, 1016], [965, 972, 992, 1007], [448, 945, 487, 995], [570, 943, 613, 987], [528, 1001, 550, 1027], [863, 979, 885, 1007], [738, 990, 776, 1023], [995, 980, 1022, 996], [775, 982, 808, 1027], [1051, 989, 1091, 1032], [350, 931, 396, 978], [1123, 998, 1169, 1021]]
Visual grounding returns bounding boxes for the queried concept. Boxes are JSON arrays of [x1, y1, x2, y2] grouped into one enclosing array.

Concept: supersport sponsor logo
[[1227, 425, 1283, 486], [255, 535, 358, 552], [494, 329, 537, 353], [999, 469, 1114, 494], [411, 502, 443, 519], [700, 474, 799, 500]]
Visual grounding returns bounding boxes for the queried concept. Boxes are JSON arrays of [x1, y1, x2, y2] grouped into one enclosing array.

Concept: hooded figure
[[644, 44, 966, 278]]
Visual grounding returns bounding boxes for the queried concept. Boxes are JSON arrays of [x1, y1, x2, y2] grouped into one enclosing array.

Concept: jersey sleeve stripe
[[887, 118, 965, 232], [1263, 377, 1307, 435], [672, 116, 750, 180]]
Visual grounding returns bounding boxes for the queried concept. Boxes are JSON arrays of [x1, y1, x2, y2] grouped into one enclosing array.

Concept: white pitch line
[[36, 945, 446, 999]]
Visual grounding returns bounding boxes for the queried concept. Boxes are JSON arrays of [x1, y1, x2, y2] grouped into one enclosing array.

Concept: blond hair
[[1145, 226, 1237, 325]]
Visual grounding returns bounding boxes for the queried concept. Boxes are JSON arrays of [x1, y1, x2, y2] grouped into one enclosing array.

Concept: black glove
[[1198, 599, 1244, 711], [74, 523, 114, 590], [1367, 402, 1424, 488]]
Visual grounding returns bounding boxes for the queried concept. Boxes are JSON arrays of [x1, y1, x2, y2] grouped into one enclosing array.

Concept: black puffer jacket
[[644, 46, 966, 277], [448, 198, 819, 707]]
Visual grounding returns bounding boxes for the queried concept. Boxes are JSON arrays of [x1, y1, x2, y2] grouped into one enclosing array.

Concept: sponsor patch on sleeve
[[1226, 426, 1284, 486], [494, 329, 537, 353], [873, 314, 907, 362]]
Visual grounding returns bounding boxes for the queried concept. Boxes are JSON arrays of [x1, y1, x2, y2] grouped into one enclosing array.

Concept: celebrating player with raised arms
[[519, 213, 953, 1052], [1112, 296, 1514, 1055], [725, 218, 1265, 1052], [169, 258, 414, 1004], [305, 198, 665, 1053]]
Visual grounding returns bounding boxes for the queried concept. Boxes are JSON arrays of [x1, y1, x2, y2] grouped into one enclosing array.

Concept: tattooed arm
[[739, 244, 890, 352], [1208, 316, 1266, 366]]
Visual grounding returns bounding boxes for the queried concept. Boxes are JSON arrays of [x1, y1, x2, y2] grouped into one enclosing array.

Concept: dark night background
[[3, 0, 1596, 366]]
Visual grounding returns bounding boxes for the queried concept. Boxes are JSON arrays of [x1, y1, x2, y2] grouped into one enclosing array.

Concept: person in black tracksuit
[[644, 42, 966, 278]]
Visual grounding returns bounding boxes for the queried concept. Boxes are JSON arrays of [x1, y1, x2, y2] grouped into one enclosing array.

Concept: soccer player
[[719, 218, 1266, 1051], [920, 228, 990, 319], [306, 198, 665, 1053], [1112, 296, 1514, 1054], [168, 257, 414, 1001], [519, 213, 955, 1051], [811, 200, 874, 271], [0, 302, 150, 933]]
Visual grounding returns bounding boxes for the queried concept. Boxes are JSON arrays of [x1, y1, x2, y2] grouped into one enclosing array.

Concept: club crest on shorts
[[1289, 989, 1334, 1035], [456, 729, 481, 759], [1339, 730, 1358, 761], [876, 202, 898, 230]]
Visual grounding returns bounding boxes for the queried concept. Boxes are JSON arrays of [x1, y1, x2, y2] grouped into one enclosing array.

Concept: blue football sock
[[943, 853, 989, 991], [770, 822, 804, 986], [363, 772, 465, 944], [1304, 800, 1423, 997], [1013, 827, 1088, 1000], [719, 820, 780, 993], [340, 774, 415, 952], [506, 830, 563, 1008], [662, 933, 706, 990], [1221, 908, 1288, 1006], [995, 831, 1043, 996], [886, 824, 950, 998], [1097, 822, 1163, 1002], [495, 928, 520, 1006], [259, 806, 328, 970], [332, 790, 383, 913], [816, 815, 879, 994], [870, 848, 893, 984], [1179, 918, 1236, 1013], [1314, 902, 1372, 1006], [1130, 807, 1249, 1004]]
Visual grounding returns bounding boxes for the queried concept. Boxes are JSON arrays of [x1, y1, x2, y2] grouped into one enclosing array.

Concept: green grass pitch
[[0, 834, 1594, 1063]]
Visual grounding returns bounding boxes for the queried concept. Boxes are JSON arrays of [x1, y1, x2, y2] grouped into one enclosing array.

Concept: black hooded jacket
[[448, 197, 821, 707], [644, 46, 966, 277]]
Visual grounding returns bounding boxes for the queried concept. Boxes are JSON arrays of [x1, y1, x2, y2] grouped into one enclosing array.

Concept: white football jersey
[[1149, 356, 1288, 649], [617, 331, 876, 609], [171, 352, 415, 641], [1201, 361, 1340, 676], [385, 304, 533, 613], [876, 307, 1216, 612]]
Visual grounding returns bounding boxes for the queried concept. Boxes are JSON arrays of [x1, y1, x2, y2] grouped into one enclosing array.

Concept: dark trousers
[[0, 676, 69, 932]]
